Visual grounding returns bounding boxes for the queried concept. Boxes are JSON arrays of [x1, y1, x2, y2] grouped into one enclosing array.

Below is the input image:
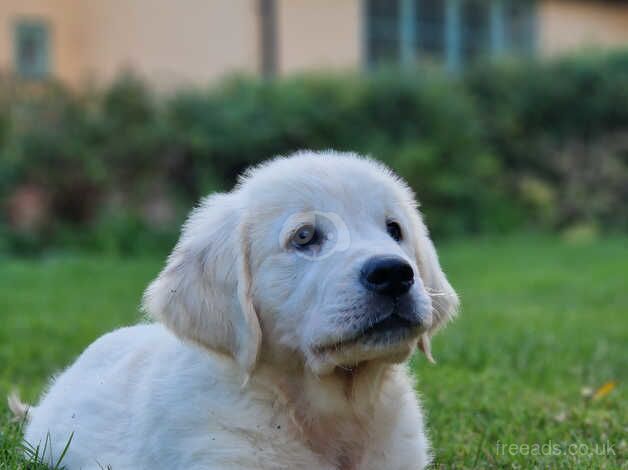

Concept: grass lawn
[[1, 237, 626, 469]]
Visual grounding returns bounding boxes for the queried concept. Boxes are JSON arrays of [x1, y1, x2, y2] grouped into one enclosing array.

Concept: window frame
[[13, 18, 51, 80], [364, 0, 537, 71]]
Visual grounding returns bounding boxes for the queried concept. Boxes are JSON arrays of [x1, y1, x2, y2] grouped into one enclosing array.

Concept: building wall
[[0, 0, 259, 88], [3, 0, 628, 87], [277, 0, 361, 74], [539, 0, 628, 56], [0, 0, 84, 85], [79, 0, 259, 88]]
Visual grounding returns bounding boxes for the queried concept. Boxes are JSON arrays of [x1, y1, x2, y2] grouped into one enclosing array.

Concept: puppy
[[12, 151, 458, 469]]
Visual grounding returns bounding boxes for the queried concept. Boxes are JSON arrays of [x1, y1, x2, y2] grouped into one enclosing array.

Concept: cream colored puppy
[[13, 151, 458, 469]]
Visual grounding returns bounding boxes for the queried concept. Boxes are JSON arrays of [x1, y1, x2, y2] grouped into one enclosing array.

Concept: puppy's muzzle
[[360, 255, 414, 298]]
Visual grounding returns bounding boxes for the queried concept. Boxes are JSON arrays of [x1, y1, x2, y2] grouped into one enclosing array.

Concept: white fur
[[7, 391, 28, 422], [20, 151, 458, 469]]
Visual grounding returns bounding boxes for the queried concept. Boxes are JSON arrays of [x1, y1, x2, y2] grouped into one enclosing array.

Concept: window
[[461, 0, 492, 62], [365, 0, 536, 70], [504, 2, 536, 55], [416, 0, 446, 61], [366, 0, 401, 66], [14, 20, 50, 79]]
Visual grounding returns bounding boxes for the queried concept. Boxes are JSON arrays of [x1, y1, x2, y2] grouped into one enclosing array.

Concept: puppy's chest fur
[[289, 404, 370, 470], [253, 397, 387, 470], [256, 365, 417, 470]]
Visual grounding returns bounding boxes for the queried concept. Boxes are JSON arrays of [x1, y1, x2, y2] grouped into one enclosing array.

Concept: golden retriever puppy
[[13, 151, 458, 469]]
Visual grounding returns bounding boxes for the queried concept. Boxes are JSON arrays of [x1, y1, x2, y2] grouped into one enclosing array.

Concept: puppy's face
[[144, 152, 458, 376], [248, 196, 429, 373], [243, 155, 457, 374]]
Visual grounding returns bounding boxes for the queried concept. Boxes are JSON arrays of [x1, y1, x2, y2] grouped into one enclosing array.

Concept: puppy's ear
[[408, 208, 459, 336], [142, 193, 261, 373]]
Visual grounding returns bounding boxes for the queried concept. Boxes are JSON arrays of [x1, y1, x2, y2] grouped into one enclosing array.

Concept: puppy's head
[[143, 151, 458, 375]]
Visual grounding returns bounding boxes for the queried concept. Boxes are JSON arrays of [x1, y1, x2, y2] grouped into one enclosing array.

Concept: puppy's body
[[25, 324, 428, 469], [19, 152, 458, 469]]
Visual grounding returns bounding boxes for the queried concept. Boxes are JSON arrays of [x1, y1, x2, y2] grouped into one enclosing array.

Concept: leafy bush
[[465, 52, 628, 231], [167, 70, 505, 235], [1, 51, 627, 254]]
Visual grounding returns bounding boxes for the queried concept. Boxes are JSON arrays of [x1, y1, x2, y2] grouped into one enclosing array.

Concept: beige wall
[[79, 0, 259, 88], [0, 0, 259, 88], [539, 0, 628, 56], [277, 0, 361, 75], [0, 0, 84, 85], [5, 0, 628, 87]]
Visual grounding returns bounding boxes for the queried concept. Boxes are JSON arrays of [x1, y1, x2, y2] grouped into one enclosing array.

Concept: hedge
[[1, 50, 627, 254]]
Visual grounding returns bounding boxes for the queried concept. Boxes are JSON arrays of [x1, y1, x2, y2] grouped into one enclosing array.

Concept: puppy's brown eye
[[386, 221, 402, 242], [291, 224, 318, 248]]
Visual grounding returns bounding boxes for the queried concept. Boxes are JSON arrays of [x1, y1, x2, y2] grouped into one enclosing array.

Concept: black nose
[[360, 256, 414, 297]]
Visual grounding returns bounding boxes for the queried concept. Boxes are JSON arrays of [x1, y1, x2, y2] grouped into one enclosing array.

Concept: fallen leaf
[[592, 380, 617, 401]]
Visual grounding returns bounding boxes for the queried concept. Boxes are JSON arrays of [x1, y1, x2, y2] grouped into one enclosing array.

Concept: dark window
[[505, 1, 536, 55], [461, 0, 491, 62], [14, 20, 50, 79], [365, 0, 400, 66], [416, 0, 446, 61], [365, 0, 536, 70]]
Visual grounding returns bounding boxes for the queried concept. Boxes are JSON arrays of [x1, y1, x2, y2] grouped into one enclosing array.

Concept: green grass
[[1, 237, 626, 469]]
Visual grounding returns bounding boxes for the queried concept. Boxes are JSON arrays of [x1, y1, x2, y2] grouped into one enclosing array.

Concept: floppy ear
[[408, 209, 459, 363], [142, 193, 261, 374], [403, 195, 459, 329], [414, 222, 459, 334]]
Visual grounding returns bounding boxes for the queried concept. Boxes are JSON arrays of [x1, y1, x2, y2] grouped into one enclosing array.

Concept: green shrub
[[465, 52, 628, 231], [167, 69, 504, 236], [1, 51, 627, 254]]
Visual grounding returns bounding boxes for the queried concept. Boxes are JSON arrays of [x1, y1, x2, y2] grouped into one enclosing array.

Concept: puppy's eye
[[386, 221, 402, 242], [291, 224, 318, 248]]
